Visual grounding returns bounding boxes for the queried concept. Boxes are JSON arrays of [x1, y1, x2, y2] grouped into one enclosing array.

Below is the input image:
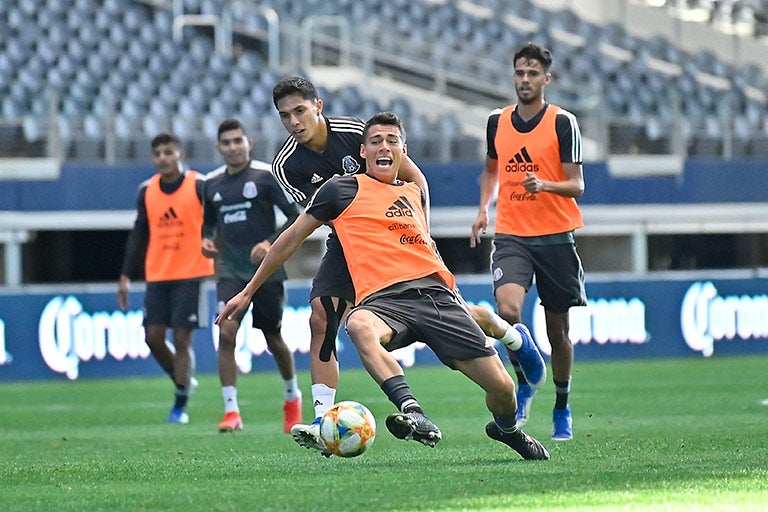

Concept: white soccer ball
[[319, 401, 377, 458]]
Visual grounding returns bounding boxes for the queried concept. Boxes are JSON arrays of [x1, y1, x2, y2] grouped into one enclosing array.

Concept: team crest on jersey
[[341, 155, 360, 175], [242, 181, 258, 199]]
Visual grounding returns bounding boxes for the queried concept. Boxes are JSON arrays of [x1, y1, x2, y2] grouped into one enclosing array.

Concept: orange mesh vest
[[494, 104, 583, 236], [333, 175, 455, 304], [144, 171, 214, 282]]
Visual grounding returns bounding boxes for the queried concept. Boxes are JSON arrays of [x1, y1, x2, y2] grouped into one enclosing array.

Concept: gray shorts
[[491, 235, 587, 313], [350, 278, 498, 369]]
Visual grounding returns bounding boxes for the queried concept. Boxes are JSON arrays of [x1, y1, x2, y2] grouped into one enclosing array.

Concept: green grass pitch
[[1, 355, 766, 511]]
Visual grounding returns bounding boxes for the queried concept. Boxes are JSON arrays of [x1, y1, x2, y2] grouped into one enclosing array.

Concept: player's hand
[[523, 171, 543, 193], [117, 275, 130, 312], [249, 240, 270, 265], [215, 292, 250, 324], [470, 211, 489, 248], [201, 238, 219, 258]]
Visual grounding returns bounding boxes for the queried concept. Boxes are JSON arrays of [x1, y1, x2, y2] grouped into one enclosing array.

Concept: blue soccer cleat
[[512, 323, 546, 389], [552, 406, 573, 441], [515, 383, 537, 427], [166, 407, 189, 424]]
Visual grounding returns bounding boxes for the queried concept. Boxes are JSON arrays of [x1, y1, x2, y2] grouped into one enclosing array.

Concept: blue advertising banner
[[1, 275, 767, 382]]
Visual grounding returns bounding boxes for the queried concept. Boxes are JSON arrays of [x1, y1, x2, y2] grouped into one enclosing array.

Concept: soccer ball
[[320, 401, 376, 458]]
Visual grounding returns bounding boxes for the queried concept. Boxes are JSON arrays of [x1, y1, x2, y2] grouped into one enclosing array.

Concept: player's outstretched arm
[[215, 211, 323, 324]]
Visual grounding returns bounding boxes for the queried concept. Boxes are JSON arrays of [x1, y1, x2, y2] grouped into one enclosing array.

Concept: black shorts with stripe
[[310, 233, 355, 303], [352, 278, 498, 368], [216, 278, 285, 333], [491, 234, 586, 313], [143, 278, 208, 329]]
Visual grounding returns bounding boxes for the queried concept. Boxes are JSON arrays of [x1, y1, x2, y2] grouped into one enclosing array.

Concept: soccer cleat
[[515, 383, 537, 427], [552, 406, 573, 441], [166, 407, 189, 424], [385, 411, 442, 448], [511, 323, 547, 389], [485, 421, 550, 461], [218, 411, 243, 433], [283, 397, 302, 434], [291, 418, 333, 457]]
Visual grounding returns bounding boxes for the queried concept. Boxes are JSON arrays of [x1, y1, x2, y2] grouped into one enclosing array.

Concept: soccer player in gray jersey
[[202, 118, 303, 434], [271, 77, 545, 455]]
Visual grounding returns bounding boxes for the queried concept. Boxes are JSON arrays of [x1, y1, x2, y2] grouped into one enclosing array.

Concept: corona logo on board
[[38, 296, 149, 379], [0, 318, 11, 366], [681, 281, 768, 357], [532, 297, 649, 356]]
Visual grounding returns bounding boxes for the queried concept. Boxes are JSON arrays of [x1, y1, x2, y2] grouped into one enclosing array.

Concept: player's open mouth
[[376, 158, 393, 166]]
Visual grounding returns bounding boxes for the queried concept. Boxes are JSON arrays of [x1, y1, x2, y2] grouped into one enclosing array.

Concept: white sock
[[311, 383, 336, 420], [284, 376, 302, 401], [222, 385, 239, 413], [500, 325, 523, 351]]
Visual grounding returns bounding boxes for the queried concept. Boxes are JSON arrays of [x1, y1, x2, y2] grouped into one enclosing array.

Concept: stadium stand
[[3, 0, 768, 284], [0, 0, 767, 163]]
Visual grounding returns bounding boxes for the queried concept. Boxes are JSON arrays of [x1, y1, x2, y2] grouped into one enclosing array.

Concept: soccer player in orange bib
[[471, 43, 587, 441], [218, 112, 549, 460]]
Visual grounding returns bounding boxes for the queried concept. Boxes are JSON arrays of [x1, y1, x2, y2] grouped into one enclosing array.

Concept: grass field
[[1, 355, 766, 511]]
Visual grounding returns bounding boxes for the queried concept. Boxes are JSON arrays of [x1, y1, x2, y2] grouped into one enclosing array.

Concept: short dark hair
[[513, 43, 553, 72], [363, 111, 406, 142], [217, 118, 246, 140], [150, 132, 180, 149], [272, 76, 319, 108]]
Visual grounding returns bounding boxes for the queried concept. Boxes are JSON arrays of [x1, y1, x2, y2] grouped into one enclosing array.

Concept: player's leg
[[143, 281, 188, 423], [165, 279, 206, 425], [490, 238, 546, 425], [289, 294, 348, 453], [144, 324, 175, 378], [168, 325, 193, 424], [546, 309, 574, 441], [216, 317, 243, 432], [461, 294, 545, 389], [534, 242, 585, 441], [455, 355, 549, 461], [345, 307, 441, 447], [290, 238, 355, 452], [307, 295, 346, 416], [411, 288, 546, 459], [142, 282, 176, 380], [252, 281, 302, 433], [495, 281, 541, 426], [215, 279, 246, 432], [264, 330, 302, 432], [465, 302, 511, 338]]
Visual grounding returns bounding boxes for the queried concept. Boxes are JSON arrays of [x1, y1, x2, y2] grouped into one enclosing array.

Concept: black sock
[[380, 375, 422, 414], [554, 378, 570, 410], [174, 385, 188, 410], [493, 414, 519, 434]]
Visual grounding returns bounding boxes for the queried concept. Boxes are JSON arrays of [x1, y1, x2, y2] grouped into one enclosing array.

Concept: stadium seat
[[1, 0, 766, 163]]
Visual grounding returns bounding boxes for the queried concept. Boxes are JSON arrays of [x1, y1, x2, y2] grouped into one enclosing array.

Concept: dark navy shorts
[[216, 278, 285, 333], [310, 233, 355, 303], [491, 235, 587, 314], [351, 279, 498, 369], [143, 278, 208, 329]]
